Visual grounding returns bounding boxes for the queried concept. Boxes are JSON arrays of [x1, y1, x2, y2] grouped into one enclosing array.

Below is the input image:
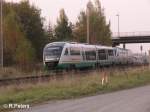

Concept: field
[[0, 66, 150, 111]]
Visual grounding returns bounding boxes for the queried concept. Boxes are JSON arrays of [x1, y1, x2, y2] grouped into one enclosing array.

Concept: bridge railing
[[112, 31, 150, 38]]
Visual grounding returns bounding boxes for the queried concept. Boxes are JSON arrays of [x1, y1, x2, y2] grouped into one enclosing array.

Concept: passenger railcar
[[43, 42, 149, 70]]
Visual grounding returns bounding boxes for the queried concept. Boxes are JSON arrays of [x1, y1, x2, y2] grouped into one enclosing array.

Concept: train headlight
[[45, 56, 59, 61], [45, 56, 51, 60], [45, 56, 53, 61]]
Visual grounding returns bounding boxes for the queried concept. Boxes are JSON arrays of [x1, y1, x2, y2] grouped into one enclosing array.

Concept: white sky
[[5, 0, 150, 54]]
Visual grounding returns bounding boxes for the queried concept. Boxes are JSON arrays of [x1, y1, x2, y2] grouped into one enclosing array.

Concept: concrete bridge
[[112, 31, 150, 48]]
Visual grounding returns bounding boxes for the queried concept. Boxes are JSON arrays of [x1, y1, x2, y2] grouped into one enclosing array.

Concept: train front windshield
[[44, 46, 63, 58]]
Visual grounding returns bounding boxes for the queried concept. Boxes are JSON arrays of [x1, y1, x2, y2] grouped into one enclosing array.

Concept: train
[[43, 42, 149, 70]]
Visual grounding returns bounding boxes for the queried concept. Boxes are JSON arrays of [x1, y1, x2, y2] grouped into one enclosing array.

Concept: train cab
[[43, 42, 66, 69]]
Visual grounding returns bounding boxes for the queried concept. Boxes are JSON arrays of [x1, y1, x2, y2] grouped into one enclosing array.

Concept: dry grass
[[0, 67, 26, 79], [0, 66, 150, 111], [0, 67, 46, 79]]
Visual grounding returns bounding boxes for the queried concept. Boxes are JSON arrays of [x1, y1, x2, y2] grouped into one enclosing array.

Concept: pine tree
[[54, 9, 72, 41], [47, 22, 54, 41]]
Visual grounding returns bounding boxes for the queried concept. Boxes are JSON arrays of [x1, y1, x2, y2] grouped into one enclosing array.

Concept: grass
[[0, 66, 45, 79], [0, 66, 150, 111]]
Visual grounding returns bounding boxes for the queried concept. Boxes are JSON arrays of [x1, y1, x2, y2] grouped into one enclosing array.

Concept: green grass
[[0, 66, 150, 111]]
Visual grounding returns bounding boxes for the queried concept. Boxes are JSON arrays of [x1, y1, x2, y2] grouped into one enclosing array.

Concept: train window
[[98, 49, 107, 60], [64, 48, 68, 55], [44, 46, 62, 57], [85, 50, 96, 60], [108, 50, 114, 56], [70, 48, 80, 55]]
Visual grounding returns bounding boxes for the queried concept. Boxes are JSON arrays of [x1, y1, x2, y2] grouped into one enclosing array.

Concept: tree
[[46, 22, 54, 41], [3, 7, 35, 66], [54, 9, 72, 41], [3, 9, 19, 65], [73, 11, 87, 42], [13, 0, 49, 60], [95, 0, 101, 13], [74, 0, 112, 45], [15, 37, 35, 69]]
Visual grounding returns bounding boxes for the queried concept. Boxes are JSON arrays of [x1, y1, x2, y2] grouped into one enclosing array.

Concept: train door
[[60, 47, 70, 63], [82, 47, 86, 61], [113, 49, 117, 64]]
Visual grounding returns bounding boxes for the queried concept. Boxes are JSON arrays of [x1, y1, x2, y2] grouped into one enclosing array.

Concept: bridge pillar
[[112, 42, 119, 47], [123, 43, 126, 49], [112, 43, 116, 47]]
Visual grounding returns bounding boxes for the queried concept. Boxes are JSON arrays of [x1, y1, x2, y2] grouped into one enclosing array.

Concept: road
[[22, 85, 150, 112]]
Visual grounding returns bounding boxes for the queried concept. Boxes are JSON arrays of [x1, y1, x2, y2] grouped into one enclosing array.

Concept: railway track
[[0, 65, 147, 86], [0, 74, 49, 86], [0, 69, 96, 86]]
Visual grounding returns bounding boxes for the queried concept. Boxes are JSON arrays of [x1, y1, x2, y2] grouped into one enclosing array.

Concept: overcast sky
[[5, 0, 150, 53]]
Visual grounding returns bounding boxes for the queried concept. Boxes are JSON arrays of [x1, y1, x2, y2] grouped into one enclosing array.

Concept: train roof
[[114, 47, 131, 51], [45, 41, 114, 50], [96, 45, 113, 50], [45, 42, 67, 47]]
